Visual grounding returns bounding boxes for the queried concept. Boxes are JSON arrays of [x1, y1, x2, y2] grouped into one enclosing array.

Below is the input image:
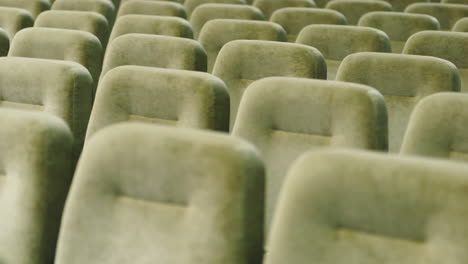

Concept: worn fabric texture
[[199, 19, 287, 72], [254, 0, 315, 19], [0, 7, 33, 40], [336, 52, 461, 152], [185, 0, 246, 17], [55, 123, 265, 264], [212, 39, 326, 129], [270, 8, 347, 42], [325, 0, 392, 25], [405, 3, 468, 30], [0, 109, 73, 264], [0, 0, 49, 18], [117, 1, 187, 19], [453, 17, 468, 31], [232, 77, 387, 233], [52, 0, 116, 26]]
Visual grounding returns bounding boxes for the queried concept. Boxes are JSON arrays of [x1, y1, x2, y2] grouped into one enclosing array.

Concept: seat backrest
[[0, 7, 33, 39], [185, 0, 246, 18], [453, 17, 468, 32], [0, 0, 50, 18], [326, 0, 392, 25], [270, 8, 347, 42], [199, 19, 287, 72], [401, 93, 468, 162], [55, 123, 265, 264], [52, 0, 116, 26], [384, 0, 430, 12], [117, 1, 187, 19], [403, 31, 468, 93], [190, 4, 264, 39], [254, 0, 315, 19], [358, 11, 439, 53], [101, 34, 206, 80], [212, 39, 326, 129], [0, 109, 73, 264], [265, 149, 468, 264], [405, 3, 468, 30], [232, 77, 387, 232], [336, 52, 460, 152]]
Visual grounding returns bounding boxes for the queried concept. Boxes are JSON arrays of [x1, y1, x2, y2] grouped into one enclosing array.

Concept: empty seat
[[109, 15, 193, 43], [185, 0, 246, 18], [0, 109, 73, 264], [0, 0, 50, 18], [35, 10, 110, 50], [0, 57, 93, 161], [212, 40, 326, 129], [453, 17, 468, 32], [265, 149, 468, 264], [198, 19, 287, 72], [403, 31, 468, 92], [405, 3, 468, 30], [326, 0, 392, 25], [296, 25, 391, 79], [232, 77, 387, 232], [254, 0, 315, 19], [401, 93, 468, 162], [52, 0, 116, 26], [270, 8, 347, 42], [117, 1, 187, 18], [0, 7, 34, 40], [358, 12, 440, 53], [9, 27, 103, 96], [336, 52, 460, 152], [101, 34, 206, 80], [190, 4, 264, 39], [55, 123, 264, 264], [86, 66, 229, 139]]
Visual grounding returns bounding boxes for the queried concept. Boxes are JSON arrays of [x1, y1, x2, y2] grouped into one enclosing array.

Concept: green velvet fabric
[[325, 0, 392, 25], [254, 0, 315, 19], [190, 4, 264, 39], [109, 15, 193, 44], [8, 27, 103, 96], [405, 3, 468, 30], [265, 149, 468, 264], [185, 0, 246, 18], [101, 34, 206, 81], [0, 7, 33, 40], [35, 10, 110, 51], [296, 25, 391, 79], [232, 77, 387, 233], [199, 19, 287, 72], [402, 31, 468, 93], [401, 93, 468, 162], [0, 0, 49, 18], [0, 57, 93, 162], [52, 0, 116, 27], [212, 39, 326, 129], [55, 123, 265, 264], [270, 8, 347, 42], [336, 52, 460, 152], [358, 12, 440, 53], [453, 17, 468, 32], [0, 109, 73, 264], [117, 1, 187, 19], [86, 66, 229, 140]]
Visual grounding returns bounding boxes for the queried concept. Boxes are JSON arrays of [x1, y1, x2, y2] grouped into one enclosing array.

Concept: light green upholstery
[[0, 109, 73, 264], [101, 34, 206, 80], [0, 7, 34, 40], [55, 123, 265, 264], [325, 0, 392, 25], [190, 4, 264, 39], [270, 8, 347, 42], [232, 77, 387, 233], [405, 3, 468, 30], [199, 19, 287, 72], [336, 52, 460, 152], [453, 17, 468, 32], [401, 93, 468, 162], [358, 12, 440, 53], [117, 0, 187, 18], [0, 0, 50, 18], [52, 0, 116, 27], [212, 40, 326, 129], [254, 0, 316, 19], [185, 0, 246, 18], [109, 15, 193, 44], [403, 31, 468, 93], [385, 0, 430, 12], [296, 25, 391, 79], [265, 149, 468, 264], [86, 66, 229, 140], [35, 10, 110, 51], [9, 27, 103, 96], [120, 0, 181, 4]]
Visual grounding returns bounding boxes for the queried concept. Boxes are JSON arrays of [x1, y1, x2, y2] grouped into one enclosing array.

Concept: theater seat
[[326, 0, 392, 25], [0, 109, 73, 264], [185, 0, 246, 18], [117, 1, 187, 19], [0, 7, 34, 40], [265, 149, 468, 264], [52, 0, 116, 27], [212, 40, 326, 129], [55, 123, 265, 264], [0, 0, 50, 18], [336, 52, 460, 152], [254, 0, 316, 19], [453, 17, 468, 32], [86, 66, 229, 139], [405, 3, 468, 30], [232, 77, 387, 233]]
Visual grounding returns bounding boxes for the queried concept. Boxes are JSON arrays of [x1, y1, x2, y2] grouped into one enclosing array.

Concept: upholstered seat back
[[405, 3, 468, 30], [0, 0, 49, 18], [254, 0, 315, 19], [0, 7, 34, 39], [117, 1, 187, 19], [52, 0, 116, 26], [185, 0, 246, 18], [326, 0, 392, 25]]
